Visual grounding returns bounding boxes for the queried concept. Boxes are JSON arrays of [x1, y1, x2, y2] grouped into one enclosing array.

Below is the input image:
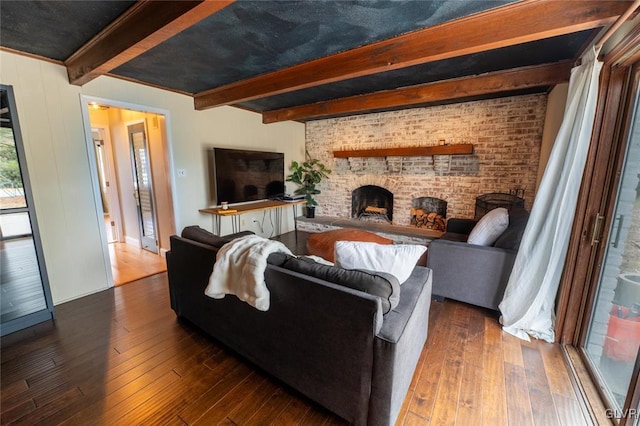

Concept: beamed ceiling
[[0, 1, 632, 122]]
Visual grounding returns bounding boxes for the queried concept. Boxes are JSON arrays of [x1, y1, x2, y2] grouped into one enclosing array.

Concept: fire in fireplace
[[352, 185, 393, 222]]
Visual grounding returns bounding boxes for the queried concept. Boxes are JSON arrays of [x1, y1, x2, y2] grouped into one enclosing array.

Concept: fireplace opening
[[352, 185, 393, 222], [410, 197, 447, 231]]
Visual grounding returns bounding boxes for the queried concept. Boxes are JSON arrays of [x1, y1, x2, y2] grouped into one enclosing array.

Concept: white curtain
[[499, 46, 603, 342]]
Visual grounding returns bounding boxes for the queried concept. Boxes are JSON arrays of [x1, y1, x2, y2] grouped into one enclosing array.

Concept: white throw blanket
[[204, 234, 293, 311]]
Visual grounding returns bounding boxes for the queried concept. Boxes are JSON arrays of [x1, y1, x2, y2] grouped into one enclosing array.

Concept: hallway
[[108, 242, 166, 286]]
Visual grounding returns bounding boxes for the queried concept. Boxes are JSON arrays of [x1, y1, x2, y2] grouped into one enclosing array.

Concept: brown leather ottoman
[[306, 228, 393, 262]]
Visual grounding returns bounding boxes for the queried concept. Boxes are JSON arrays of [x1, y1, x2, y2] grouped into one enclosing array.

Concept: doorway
[[84, 100, 174, 286]]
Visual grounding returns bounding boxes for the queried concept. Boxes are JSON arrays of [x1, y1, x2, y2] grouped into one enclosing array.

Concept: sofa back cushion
[[282, 256, 400, 314], [181, 226, 253, 248], [493, 207, 530, 251]]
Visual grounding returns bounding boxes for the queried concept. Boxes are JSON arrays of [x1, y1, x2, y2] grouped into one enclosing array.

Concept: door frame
[[0, 84, 55, 335], [80, 95, 178, 288], [581, 63, 640, 425], [556, 23, 640, 423], [91, 126, 123, 243]]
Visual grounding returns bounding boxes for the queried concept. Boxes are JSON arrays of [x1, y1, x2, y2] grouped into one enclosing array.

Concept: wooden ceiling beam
[[262, 61, 573, 123], [65, 0, 234, 86], [194, 0, 628, 110]]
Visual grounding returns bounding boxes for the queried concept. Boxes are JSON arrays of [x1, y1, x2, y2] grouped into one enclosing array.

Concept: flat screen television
[[208, 147, 285, 205]]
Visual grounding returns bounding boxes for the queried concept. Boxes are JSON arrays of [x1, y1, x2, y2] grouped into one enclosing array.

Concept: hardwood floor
[[108, 242, 167, 286], [1, 271, 591, 424]]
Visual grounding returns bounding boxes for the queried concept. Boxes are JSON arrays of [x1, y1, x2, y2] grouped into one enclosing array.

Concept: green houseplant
[[286, 154, 331, 218]]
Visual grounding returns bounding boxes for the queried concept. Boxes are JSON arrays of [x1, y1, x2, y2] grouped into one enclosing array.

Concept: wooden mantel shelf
[[333, 144, 473, 158]]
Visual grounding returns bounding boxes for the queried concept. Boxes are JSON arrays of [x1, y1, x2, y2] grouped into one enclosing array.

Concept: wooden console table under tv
[[199, 199, 306, 236]]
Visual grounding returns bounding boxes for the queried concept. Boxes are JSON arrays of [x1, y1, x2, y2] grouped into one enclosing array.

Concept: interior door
[[0, 84, 54, 336], [128, 122, 158, 254], [583, 66, 640, 420]]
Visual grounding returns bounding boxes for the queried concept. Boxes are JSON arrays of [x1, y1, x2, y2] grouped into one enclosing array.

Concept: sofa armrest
[[369, 267, 432, 425], [427, 239, 516, 310], [166, 235, 219, 316], [446, 218, 477, 235]]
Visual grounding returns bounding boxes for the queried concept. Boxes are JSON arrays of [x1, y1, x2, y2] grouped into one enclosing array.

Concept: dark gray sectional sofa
[[166, 228, 433, 425]]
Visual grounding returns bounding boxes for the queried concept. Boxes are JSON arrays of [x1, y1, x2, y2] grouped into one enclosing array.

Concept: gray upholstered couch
[[427, 207, 529, 311], [166, 227, 432, 425]]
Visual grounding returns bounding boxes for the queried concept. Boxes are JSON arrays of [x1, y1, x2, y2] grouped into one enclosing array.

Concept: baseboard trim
[[125, 236, 140, 247]]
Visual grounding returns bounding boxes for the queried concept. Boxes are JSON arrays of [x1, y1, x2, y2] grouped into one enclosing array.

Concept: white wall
[[1, 51, 305, 304]]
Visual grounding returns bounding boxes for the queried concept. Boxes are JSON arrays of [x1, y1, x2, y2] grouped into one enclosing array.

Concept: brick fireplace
[[352, 185, 393, 222], [304, 93, 546, 226]]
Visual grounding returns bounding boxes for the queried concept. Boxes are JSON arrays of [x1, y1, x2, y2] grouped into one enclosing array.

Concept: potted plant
[[286, 153, 331, 218]]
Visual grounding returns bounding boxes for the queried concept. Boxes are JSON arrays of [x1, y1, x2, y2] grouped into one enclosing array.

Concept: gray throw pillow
[[282, 257, 400, 314]]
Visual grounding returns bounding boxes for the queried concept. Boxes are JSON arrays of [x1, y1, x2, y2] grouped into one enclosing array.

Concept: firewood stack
[[410, 208, 446, 231]]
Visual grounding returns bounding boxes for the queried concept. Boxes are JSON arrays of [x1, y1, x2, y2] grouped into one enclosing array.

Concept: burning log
[[364, 206, 387, 215]]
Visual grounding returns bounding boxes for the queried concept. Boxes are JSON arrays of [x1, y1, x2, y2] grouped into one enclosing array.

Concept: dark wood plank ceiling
[[262, 61, 574, 123], [0, 1, 632, 123], [65, 1, 235, 86], [194, 1, 623, 110]]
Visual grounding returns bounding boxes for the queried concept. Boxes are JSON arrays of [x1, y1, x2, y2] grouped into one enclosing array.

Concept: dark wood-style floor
[[1, 233, 591, 425]]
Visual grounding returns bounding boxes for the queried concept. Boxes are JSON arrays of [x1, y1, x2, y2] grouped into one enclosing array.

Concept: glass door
[[584, 70, 640, 421], [0, 84, 54, 336]]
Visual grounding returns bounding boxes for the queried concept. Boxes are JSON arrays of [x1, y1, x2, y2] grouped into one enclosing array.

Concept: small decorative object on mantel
[[332, 143, 473, 158], [286, 151, 332, 218]]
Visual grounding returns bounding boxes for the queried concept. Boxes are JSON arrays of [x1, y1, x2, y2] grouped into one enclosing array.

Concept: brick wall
[[305, 94, 547, 225]]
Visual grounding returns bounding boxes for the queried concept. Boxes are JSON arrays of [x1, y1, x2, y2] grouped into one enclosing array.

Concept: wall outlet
[[177, 169, 187, 177]]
